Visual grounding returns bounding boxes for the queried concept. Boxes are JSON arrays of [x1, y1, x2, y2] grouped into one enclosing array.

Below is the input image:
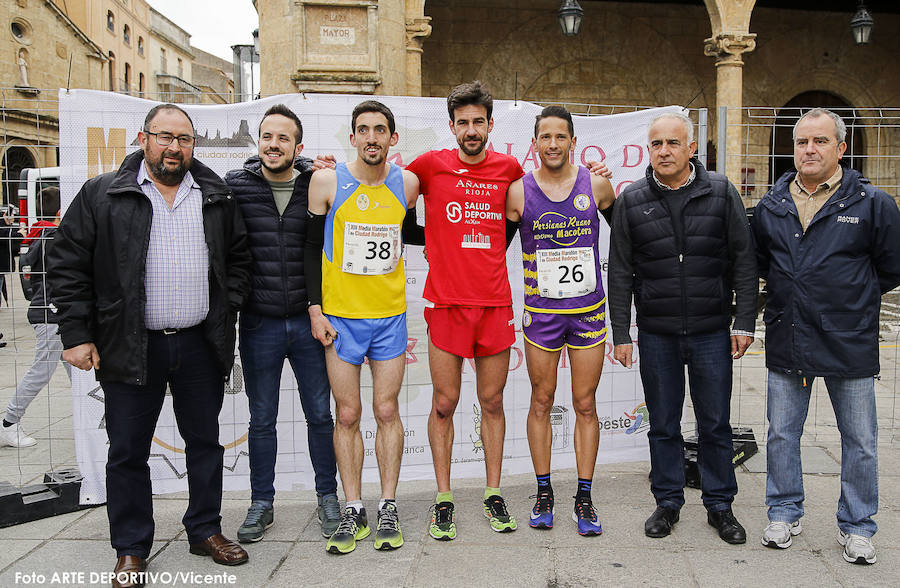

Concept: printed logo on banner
[[597, 403, 650, 436], [470, 404, 483, 453], [550, 405, 570, 449]]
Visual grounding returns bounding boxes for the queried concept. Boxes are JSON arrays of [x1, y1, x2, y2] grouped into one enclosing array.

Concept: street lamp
[[850, 1, 874, 45], [557, 0, 584, 37]]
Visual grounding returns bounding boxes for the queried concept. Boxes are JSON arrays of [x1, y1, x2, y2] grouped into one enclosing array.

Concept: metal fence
[[720, 105, 900, 206], [1, 92, 899, 490]]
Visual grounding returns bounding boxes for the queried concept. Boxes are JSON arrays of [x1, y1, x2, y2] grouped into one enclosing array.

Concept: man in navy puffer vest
[[225, 104, 340, 543], [609, 112, 757, 545]]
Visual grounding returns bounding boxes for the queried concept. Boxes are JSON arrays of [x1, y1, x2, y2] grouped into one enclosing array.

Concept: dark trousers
[[103, 327, 225, 558], [638, 329, 738, 512]]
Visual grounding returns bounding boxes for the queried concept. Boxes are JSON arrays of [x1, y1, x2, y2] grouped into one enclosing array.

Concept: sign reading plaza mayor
[[58, 89, 677, 503]]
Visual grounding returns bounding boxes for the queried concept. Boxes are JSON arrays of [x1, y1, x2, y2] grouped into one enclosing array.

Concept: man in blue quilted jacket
[[225, 104, 340, 543], [752, 108, 900, 565]]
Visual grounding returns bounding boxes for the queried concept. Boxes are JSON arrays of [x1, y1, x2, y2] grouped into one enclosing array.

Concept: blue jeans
[[239, 312, 337, 502], [638, 329, 737, 512], [765, 370, 878, 537]]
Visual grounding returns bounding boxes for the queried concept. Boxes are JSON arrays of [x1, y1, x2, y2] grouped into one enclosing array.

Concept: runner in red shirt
[[406, 81, 523, 538]]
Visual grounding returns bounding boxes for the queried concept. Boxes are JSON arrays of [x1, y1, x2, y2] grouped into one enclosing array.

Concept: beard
[[145, 150, 188, 186], [261, 151, 294, 174], [458, 135, 486, 157], [360, 145, 386, 166]]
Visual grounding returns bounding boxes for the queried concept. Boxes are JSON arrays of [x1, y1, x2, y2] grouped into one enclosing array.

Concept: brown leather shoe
[[112, 555, 147, 588], [189, 533, 249, 566]]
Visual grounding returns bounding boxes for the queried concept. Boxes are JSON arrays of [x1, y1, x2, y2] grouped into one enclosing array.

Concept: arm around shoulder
[[308, 168, 337, 215]]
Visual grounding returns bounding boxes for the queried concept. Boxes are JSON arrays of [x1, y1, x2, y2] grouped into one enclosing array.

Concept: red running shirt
[[406, 149, 524, 306]]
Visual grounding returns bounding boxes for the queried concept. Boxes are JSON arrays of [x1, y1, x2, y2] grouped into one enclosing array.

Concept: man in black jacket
[[608, 112, 757, 544], [48, 104, 252, 587], [224, 104, 340, 543]]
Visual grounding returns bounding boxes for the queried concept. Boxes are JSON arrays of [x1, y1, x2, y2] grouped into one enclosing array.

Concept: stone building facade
[[192, 48, 235, 105], [63, 0, 152, 96], [256, 0, 900, 203], [1, 0, 106, 200]]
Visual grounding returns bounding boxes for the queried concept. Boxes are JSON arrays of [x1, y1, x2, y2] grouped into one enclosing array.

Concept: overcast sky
[[146, 0, 259, 62]]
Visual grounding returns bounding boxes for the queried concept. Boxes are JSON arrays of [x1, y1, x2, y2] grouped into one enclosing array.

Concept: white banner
[[59, 90, 675, 504]]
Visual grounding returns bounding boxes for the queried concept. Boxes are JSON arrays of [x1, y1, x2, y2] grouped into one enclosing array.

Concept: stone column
[[704, 32, 756, 185], [404, 0, 431, 96], [405, 17, 432, 96]]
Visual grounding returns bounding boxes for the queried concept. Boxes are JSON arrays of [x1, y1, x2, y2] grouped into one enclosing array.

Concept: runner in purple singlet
[[505, 105, 616, 536]]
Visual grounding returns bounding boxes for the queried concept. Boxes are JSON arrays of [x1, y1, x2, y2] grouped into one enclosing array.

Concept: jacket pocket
[[820, 312, 869, 332]]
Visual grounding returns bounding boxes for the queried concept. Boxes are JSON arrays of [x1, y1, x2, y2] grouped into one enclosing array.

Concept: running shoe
[[572, 496, 602, 536], [237, 502, 274, 543], [838, 530, 876, 565], [483, 495, 517, 533], [429, 501, 457, 541], [529, 491, 554, 529], [326, 507, 370, 554], [317, 494, 342, 538], [374, 502, 403, 550], [761, 520, 802, 549]]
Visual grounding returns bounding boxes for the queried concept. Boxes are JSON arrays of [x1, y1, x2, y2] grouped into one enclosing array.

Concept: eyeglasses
[[145, 131, 195, 148]]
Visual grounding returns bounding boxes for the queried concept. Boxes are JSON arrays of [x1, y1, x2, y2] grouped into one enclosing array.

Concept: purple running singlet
[[519, 167, 607, 350]]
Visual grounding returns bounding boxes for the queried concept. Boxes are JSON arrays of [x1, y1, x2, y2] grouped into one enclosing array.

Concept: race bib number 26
[[342, 222, 401, 275], [536, 247, 597, 299]]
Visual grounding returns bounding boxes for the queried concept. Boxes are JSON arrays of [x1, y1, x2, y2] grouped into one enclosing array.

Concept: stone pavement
[[1, 280, 899, 587]]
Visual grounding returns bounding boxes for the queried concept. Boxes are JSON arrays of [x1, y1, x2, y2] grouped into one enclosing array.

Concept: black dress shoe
[[707, 508, 747, 544], [645, 506, 680, 538]]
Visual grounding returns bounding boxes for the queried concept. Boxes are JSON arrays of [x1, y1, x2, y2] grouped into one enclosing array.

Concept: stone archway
[[1, 146, 36, 206], [770, 91, 864, 184]]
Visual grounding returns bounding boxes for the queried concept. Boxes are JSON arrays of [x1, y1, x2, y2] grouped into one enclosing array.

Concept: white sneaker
[[761, 520, 802, 549], [0, 423, 37, 448], [838, 530, 876, 564]]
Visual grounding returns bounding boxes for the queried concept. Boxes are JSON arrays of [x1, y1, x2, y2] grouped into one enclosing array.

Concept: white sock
[[379, 498, 396, 511], [346, 500, 364, 512]]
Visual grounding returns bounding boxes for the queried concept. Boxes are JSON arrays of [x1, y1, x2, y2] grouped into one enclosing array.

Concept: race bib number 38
[[536, 247, 597, 299], [342, 222, 401, 275]]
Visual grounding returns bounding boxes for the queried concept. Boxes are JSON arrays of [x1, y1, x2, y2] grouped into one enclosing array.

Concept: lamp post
[[850, 1, 874, 45], [557, 0, 584, 37]]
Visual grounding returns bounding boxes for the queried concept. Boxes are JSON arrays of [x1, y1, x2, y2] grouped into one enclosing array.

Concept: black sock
[[536, 473, 553, 497], [576, 478, 592, 501]]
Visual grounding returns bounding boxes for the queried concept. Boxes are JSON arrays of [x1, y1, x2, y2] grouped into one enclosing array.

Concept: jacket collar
[[108, 150, 231, 201], [644, 157, 712, 200], [241, 154, 316, 178], [761, 165, 870, 217]]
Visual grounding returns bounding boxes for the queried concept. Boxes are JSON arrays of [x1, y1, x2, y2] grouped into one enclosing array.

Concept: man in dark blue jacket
[[609, 112, 757, 545], [752, 108, 900, 565], [225, 104, 339, 543]]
